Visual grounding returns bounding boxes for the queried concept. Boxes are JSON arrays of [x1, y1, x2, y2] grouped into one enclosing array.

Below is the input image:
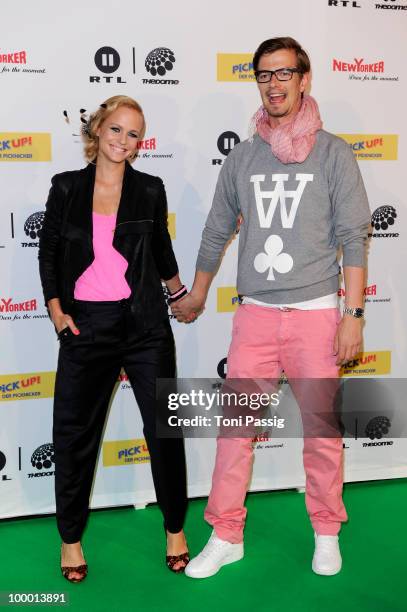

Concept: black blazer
[[38, 161, 178, 331]]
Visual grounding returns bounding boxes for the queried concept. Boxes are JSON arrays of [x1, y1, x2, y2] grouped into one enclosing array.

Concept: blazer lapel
[[113, 162, 146, 254], [65, 161, 146, 262], [65, 163, 95, 256]]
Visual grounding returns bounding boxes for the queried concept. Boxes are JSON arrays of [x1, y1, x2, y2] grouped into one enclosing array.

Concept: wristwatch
[[343, 306, 364, 319]]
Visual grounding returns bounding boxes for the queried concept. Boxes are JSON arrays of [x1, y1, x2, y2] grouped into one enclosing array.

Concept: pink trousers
[[205, 304, 348, 542]]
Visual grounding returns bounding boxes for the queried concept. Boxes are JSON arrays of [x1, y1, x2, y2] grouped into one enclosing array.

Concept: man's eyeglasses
[[254, 68, 302, 83]]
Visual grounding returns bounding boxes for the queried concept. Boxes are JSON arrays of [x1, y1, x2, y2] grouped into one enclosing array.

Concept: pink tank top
[[74, 212, 131, 301]]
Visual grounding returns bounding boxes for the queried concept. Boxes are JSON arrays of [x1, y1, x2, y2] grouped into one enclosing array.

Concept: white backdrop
[[1, 0, 406, 518]]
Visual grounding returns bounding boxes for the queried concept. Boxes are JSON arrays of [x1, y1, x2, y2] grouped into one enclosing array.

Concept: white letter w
[[250, 173, 313, 229]]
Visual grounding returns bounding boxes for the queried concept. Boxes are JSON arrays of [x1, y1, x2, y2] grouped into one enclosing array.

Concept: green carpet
[[0, 479, 405, 612]]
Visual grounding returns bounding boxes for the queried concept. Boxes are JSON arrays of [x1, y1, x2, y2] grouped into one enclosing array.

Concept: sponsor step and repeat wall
[[1, 0, 406, 518]]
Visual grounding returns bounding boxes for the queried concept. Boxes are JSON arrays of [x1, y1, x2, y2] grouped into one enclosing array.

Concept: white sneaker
[[185, 530, 244, 578], [312, 532, 342, 576]]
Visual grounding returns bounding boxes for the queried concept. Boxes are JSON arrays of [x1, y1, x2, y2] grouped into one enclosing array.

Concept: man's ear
[[300, 71, 310, 93]]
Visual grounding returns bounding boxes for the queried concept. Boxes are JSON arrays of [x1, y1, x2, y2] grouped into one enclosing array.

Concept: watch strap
[[343, 306, 364, 318]]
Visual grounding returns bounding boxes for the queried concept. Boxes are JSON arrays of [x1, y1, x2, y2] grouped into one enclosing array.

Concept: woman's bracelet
[[167, 285, 188, 305]]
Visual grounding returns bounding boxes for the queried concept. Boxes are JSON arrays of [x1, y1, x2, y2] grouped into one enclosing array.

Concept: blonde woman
[[39, 95, 189, 581]]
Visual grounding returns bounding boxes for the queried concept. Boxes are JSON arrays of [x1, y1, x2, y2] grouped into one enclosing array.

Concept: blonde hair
[[83, 95, 146, 162]]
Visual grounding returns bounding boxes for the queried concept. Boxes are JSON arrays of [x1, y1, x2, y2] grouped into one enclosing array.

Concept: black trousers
[[53, 299, 187, 543]]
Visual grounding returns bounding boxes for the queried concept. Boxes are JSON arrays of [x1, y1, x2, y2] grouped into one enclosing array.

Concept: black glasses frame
[[254, 67, 302, 83]]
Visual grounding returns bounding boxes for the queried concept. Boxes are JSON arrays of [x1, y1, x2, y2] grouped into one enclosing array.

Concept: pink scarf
[[249, 95, 322, 164]]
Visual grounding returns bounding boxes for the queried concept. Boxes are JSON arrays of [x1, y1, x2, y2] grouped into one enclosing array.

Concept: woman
[[39, 95, 190, 582]]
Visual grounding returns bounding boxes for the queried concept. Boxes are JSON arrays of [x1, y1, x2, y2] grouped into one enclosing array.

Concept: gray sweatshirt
[[196, 130, 370, 304]]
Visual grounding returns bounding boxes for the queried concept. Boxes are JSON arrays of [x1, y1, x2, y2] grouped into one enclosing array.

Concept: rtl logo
[[90, 46, 127, 84], [212, 131, 240, 166], [0, 451, 12, 482], [328, 0, 361, 5]]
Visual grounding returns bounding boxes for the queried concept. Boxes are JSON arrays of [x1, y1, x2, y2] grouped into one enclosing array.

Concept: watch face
[[354, 308, 364, 318]]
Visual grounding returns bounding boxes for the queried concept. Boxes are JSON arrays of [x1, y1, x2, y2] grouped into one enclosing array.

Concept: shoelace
[[316, 537, 338, 553], [199, 537, 228, 559]]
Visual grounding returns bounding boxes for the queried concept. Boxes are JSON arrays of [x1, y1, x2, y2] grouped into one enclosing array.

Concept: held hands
[[170, 292, 205, 324], [333, 314, 363, 366]]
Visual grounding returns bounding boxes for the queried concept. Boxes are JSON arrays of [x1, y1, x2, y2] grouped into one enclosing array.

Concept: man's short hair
[[253, 37, 311, 74]]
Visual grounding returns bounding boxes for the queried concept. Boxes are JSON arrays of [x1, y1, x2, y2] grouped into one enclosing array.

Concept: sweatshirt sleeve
[[328, 138, 371, 268], [196, 150, 241, 272]]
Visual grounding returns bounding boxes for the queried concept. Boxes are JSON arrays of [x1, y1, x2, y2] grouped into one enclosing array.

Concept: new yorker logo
[[339, 283, 391, 304], [0, 51, 26, 64], [0, 298, 37, 313], [0, 297, 47, 323], [333, 58, 384, 73], [0, 50, 46, 75], [339, 284, 378, 297], [332, 58, 399, 82]]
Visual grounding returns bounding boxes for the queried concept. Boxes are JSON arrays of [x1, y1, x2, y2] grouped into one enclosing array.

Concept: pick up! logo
[[217, 287, 240, 312], [337, 134, 398, 160], [0, 133, 51, 162], [0, 372, 56, 402], [340, 351, 391, 377], [103, 439, 150, 466], [217, 54, 255, 81]]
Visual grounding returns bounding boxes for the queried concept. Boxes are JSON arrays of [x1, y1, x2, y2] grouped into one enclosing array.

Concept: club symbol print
[[254, 235, 293, 281]]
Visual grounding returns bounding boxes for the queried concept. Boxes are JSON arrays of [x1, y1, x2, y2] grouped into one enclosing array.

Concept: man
[[173, 37, 370, 577]]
